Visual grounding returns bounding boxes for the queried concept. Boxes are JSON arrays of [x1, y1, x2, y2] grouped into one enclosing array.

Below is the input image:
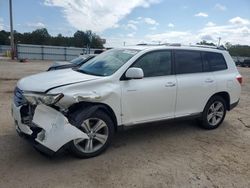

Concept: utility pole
[[218, 37, 221, 47], [88, 35, 92, 54], [9, 0, 15, 60]]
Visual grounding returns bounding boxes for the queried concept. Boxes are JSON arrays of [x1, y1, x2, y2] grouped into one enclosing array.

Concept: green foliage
[[227, 45, 250, 57], [196, 40, 216, 46], [0, 30, 10, 44], [196, 40, 250, 57], [0, 28, 104, 48]]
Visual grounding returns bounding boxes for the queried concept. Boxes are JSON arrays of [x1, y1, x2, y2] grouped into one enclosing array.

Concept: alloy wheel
[[207, 101, 225, 126], [73, 118, 109, 153]]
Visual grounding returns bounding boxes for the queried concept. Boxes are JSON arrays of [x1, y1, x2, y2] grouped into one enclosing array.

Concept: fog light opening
[[37, 130, 46, 141]]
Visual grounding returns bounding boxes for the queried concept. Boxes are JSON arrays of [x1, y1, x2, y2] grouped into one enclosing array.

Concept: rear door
[[174, 50, 216, 117]]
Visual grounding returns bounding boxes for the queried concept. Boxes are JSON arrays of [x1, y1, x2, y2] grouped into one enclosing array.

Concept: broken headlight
[[23, 92, 64, 105]]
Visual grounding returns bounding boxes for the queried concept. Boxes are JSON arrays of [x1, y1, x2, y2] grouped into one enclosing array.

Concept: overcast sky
[[0, 0, 250, 47]]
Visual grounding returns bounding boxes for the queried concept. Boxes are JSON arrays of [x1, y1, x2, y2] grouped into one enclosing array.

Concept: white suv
[[12, 45, 242, 158]]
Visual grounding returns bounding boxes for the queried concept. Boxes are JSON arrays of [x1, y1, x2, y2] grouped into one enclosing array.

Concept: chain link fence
[[0, 45, 11, 55]]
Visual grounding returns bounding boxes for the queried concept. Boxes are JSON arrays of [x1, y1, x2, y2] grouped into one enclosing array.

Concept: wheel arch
[[67, 101, 118, 132], [206, 91, 230, 111]]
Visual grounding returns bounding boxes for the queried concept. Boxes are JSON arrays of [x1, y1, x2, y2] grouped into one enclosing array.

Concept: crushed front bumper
[[11, 102, 88, 155]]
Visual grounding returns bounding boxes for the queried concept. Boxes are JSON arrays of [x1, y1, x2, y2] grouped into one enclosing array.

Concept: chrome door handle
[[205, 79, 214, 83], [165, 82, 176, 87]]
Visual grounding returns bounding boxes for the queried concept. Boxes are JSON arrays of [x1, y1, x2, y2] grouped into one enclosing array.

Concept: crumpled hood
[[17, 69, 100, 92]]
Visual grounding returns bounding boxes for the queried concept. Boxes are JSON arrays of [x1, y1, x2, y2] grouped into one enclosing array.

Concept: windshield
[[77, 49, 140, 76]]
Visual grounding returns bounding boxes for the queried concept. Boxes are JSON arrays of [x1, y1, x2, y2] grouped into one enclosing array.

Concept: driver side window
[[132, 51, 172, 77]]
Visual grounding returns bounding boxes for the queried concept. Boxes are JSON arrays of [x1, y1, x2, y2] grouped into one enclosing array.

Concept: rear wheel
[[199, 96, 226, 129], [70, 110, 114, 158]]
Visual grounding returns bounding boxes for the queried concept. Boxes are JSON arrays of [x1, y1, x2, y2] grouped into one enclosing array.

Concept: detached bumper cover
[[12, 103, 88, 153], [12, 102, 33, 135]]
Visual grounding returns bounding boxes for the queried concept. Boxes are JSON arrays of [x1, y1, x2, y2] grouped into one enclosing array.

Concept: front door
[[120, 50, 177, 125]]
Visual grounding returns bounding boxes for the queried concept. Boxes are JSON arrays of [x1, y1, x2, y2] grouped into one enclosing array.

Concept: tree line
[[0, 28, 104, 49], [1, 29, 249, 56], [197, 40, 250, 57]]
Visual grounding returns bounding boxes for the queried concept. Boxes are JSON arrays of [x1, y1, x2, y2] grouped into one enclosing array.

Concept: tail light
[[236, 75, 243, 85]]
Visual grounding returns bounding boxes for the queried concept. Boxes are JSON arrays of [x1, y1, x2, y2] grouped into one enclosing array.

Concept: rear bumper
[[230, 100, 239, 110], [12, 102, 88, 154]]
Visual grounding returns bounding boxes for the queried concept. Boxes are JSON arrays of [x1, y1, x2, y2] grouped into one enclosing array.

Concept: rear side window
[[202, 52, 227, 71], [175, 50, 203, 74], [132, 51, 172, 77]]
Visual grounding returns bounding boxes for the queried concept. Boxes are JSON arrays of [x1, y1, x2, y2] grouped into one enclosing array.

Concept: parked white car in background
[[12, 45, 242, 158]]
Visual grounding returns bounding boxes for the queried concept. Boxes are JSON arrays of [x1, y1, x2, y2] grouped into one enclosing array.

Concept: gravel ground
[[0, 59, 249, 188]]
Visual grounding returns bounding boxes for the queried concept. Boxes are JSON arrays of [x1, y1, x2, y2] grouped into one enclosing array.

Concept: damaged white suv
[[12, 45, 242, 158]]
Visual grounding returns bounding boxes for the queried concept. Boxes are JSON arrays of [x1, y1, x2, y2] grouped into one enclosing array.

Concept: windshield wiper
[[75, 69, 104, 76], [75, 69, 89, 74]]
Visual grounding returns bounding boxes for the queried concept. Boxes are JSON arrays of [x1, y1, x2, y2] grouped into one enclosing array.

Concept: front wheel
[[69, 110, 114, 158], [199, 96, 227, 129]]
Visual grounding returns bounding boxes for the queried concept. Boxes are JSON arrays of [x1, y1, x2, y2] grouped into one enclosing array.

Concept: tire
[[199, 96, 227, 129], [69, 110, 114, 158]]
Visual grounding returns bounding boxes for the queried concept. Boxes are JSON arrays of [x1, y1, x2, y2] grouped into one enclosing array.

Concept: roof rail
[[168, 43, 181, 46], [136, 43, 183, 47], [136, 43, 161, 46], [189, 44, 226, 50], [136, 43, 227, 50]]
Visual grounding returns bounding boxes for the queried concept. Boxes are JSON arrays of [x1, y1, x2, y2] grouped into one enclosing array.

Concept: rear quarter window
[[202, 52, 227, 71]]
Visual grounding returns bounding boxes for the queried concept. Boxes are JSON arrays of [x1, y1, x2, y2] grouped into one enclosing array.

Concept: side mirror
[[125, 67, 144, 79]]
